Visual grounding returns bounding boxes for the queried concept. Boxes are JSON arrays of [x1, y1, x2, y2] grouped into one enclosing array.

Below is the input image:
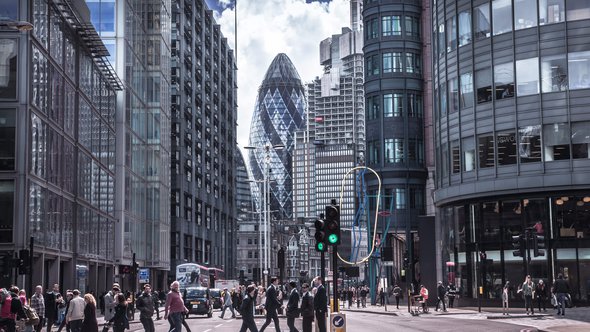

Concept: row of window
[[366, 52, 421, 77], [436, 0, 590, 55], [171, 232, 212, 263], [440, 121, 590, 175], [367, 187, 426, 212], [367, 138, 425, 165], [367, 92, 423, 119], [366, 15, 420, 40], [437, 52, 590, 115]]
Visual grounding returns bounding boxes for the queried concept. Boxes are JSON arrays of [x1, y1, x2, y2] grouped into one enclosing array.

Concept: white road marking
[[215, 323, 224, 328], [203, 330, 211, 332]]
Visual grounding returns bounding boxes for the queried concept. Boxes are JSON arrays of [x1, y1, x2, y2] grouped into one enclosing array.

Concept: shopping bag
[[550, 294, 557, 307]]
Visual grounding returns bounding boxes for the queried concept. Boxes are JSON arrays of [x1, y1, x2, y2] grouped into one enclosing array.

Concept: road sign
[[382, 261, 394, 266], [138, 268, 150, 283], [330, 312, 346, 332]]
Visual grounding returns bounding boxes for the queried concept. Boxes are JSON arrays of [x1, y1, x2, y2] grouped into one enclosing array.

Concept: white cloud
[[213, 0, 350, 150]]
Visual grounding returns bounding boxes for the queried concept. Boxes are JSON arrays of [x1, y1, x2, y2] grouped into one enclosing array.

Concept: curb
[[487, 314, 551, 320]]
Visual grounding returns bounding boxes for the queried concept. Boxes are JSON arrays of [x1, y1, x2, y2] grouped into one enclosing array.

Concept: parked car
[[183, 287, 212, 318], [209, 288, 222, 309]]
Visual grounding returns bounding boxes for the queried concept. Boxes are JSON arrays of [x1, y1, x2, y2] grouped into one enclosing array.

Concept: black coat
[[109, 304, 129, 329], [314, 285, 327, 313], [286, 289, 300, 318], [300, 292, 314, 318], [437, 285, 446, 298], [265, 285, 282, 312], [240, 295, 255, 321], [44, 291, 59, 320], [82, 302, 99, 332], [136, 292, 155, 318]]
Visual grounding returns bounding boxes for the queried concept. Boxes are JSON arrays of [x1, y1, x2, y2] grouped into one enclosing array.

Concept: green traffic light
[[317, 242, 325, 251], [328, 234, 338, 244]]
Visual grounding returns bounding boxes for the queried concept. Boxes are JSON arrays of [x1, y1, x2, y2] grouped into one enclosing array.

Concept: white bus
[[176, 263, 209, 289]]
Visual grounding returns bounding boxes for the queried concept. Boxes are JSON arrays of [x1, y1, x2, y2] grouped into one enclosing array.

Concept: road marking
[[203, 330, 211, 332], [215, 324, 224, 328]]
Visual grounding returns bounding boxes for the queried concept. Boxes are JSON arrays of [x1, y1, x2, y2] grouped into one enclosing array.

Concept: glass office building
[[433, 0, 590, 303], [0, 0, 122, 291]]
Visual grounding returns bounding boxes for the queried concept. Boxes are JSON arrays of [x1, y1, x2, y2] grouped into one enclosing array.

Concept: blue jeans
[[168, 312, 184, 332], [557, 293, 566, 314]]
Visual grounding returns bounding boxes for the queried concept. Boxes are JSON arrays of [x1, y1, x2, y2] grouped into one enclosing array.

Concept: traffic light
[[533, 235, 545, 257], [314, 218, 327, 252], [403, 250, 409, 268], [512, 235, 525, 257], [325, 204, 341, 245], [18, 249, 30, 275]]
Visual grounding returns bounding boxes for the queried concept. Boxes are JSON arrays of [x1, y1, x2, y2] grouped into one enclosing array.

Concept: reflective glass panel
[[541, 54, 567, 92], [474, 3, 491, 40], [449, 78, 459, 113], [494, 62, 514, 99], [0, 109, 15, 170], [514, 0, 538, 30], [476, 68, 492, 103], [543, 123, 570, 161], [492, 0, 512, 36], [447, 17, 457, 52], [516, 57, 540, 95], [571, 122, 590, 159], [539, 0, 565, 25], [382, 16, 402, 36], [568, 51, 590, 90], [458, 11, 472, 46], [567, 0, 590, 21], [497, 132, 517, 165], [479, 135, 495, 168], [460, 72, 474, 108], [0, 39, 17, 100], [519, 125, 542, 163]]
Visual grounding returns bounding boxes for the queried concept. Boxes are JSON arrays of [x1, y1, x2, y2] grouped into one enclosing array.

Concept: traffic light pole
[[320, 250, 325, 284], [28, 237, 33, 302], [332, 245, 338, 313]]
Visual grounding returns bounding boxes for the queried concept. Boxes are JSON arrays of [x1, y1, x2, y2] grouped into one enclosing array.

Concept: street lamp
[[244, 143, 284, 285]]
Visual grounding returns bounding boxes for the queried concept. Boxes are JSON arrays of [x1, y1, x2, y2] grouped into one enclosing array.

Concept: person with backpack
[[30, 286, 45, 332]]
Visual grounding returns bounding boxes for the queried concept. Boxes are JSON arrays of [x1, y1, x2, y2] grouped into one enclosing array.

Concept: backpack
[[23, 305, 40, 326]]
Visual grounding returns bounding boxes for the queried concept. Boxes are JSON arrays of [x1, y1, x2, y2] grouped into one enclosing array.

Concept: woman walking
[[82, 293, 99, 332], [109, 294, 130, 332], [502, 281, 510, 315], [164, 281, 188, 332], [521, 275, 535, 315]]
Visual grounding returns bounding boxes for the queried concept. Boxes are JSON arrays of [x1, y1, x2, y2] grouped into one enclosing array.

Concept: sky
[[203, 0, 350, 150]]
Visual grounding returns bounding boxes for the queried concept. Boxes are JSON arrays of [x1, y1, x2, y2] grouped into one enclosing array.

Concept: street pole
[[28, 237, 33, 300], [320, 250, 325, 285], [476, 242, 481, 313], [332, 245, 339, 313]]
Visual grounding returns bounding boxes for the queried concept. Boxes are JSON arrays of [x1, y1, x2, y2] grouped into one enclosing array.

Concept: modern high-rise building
[[433, 0, 590, 303], [170, 0, 237, 282], [248, 53, 306, 221], [362, 0, 434, 293], [0, 0, 122, 291], [88, 0, 172, 290]]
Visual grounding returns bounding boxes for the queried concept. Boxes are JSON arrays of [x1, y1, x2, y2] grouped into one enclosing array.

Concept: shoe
[[219, 316, 223, 319], [231, 316, 236, 318], [562, 313, 565, 316]]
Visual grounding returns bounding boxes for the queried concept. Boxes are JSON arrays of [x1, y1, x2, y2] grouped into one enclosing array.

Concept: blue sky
[[206, 0, 349, 149]]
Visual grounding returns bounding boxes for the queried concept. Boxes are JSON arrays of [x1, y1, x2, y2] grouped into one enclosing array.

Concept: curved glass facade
[[248, 53, 306, 220], [434, 0, 590, 303]]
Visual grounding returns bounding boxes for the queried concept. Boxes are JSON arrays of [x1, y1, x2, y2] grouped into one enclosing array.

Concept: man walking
[[392, 284, 402, 309], [436, 281, 447, 312], [136, 284, 155, 332], [65, 290, 85, 332], [260, 277, 282, 332], [44, 284, 60, 332], [103, 284, 120, 324], [285, 281, 300, 332], [31, 285, 45, 332], [553, 273, 570, 316], [299, 283, 313, 332], [219, 288, 236, 319], [313, 277, 327, 332]]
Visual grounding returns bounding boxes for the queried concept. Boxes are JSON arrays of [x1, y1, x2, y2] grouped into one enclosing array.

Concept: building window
[[0, 181, 14, 243], [519, 125, 542, 163], [566, 0, 590, 21], [451, 140, 460, 173], [446, 17, 457, 52], [366, 95, 380, 120], [439, 82, 447, 115], [571, 122, 590, 159], [476, 68, 492, 103], [382, 52, 402, 73], [408, 139, 424, 164], [568, 51, 590, 90], [541, 54, 568, 92], [478, 135, 495, 168], [474, 3, 491, 40], [516, 57, 540, 95], [514, 0, 538, 30], [543, 123, 570, 161], [0, 109, 15, 170], [0, 39, 17, 100], [408, 93, 423, 117], [463, 137, 476, 172], [458, 11, 472, 46], [494, 62, 514, 99], [449, 78, 459, 113], [410, 188, 424, 212], [492, 0, 512, 36], [383, 93, 403, 117], [405, 53, 420, 74], [540, 0, 565, 25], [368, 140, 380, 165], [366, 17, 379, 39], [497, 132, 517, 165], [460, 72, 474, 108], [405, 16, 420, 37], [437, 24, 445, 58], [382, 15, 401, 36], [366, 54, 380, 76], [384, 138, 404, 163], [395, 188, 406, 209]]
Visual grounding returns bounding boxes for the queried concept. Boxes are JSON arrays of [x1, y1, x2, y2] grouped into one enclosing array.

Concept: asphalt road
[[121, 310, 540, 332]]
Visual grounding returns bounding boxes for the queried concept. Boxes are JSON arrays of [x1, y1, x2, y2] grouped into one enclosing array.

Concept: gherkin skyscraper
[[248, 53, 306, 220]]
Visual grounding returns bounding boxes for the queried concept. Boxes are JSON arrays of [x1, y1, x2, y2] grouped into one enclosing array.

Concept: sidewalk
[[338, 301, 590, 332]]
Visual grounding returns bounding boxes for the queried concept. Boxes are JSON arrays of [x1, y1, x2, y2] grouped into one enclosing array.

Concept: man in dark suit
[[286, 281, 300, 332], [260, 277, 282, 332], [239, 284, 259, 332], [313, 277, 327, 332], [299, 283, 314, 332]]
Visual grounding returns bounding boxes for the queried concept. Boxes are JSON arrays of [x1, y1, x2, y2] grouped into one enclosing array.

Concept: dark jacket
[[437, 285, 446, 299], [136, 292, 155, 318], [265, 285, 282, 312], [553, 279, 570, 294], [314, 285, 327, 313], [109, 303, 129, 329], [535, 283, 547, 299], [10, 293, 26, 320], [286, 289, 300, 318], [82, 302, 99, 332], [300, 292, 314, 318], [240, 295, 255, 321], [44, 291, 59, 321]]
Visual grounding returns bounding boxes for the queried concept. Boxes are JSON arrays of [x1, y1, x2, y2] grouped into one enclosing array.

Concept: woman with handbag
[[108, 294, 129, 332]]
